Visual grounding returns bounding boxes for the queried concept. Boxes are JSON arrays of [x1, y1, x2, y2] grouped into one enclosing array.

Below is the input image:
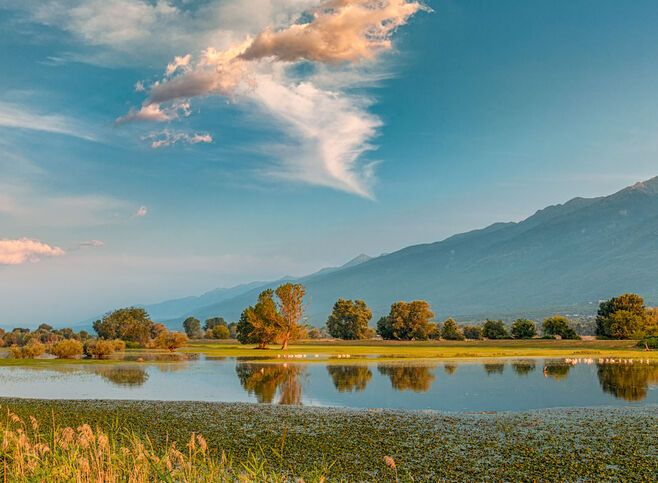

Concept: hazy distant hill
[[150, 177, 658, 327], [142, 281, 269, 321]]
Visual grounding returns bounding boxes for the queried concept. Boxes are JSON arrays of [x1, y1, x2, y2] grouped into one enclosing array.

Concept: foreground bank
[[2, 399, 656, 481]]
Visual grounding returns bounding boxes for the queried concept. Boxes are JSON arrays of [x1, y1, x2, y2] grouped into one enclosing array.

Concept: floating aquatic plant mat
[[1, 398, 656, 481]]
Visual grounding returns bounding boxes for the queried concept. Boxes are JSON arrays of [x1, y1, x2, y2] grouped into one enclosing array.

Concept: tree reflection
[[236, 363, 303, 405], [483, 363, 505, 375], [543, 362, 572, 381], [443, 364, 457, 375], [94, 366, 149, 387], [511, 360, 536, 376], [377, 365, 435, 392], [326, 365, 372, 392], [597, 363, 658, 402]]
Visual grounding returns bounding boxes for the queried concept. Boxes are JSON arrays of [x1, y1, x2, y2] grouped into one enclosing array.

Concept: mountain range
[[142, 177, 658, 327]]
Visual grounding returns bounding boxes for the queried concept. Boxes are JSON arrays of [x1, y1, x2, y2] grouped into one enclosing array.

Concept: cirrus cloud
[[116, 0, 427, 198], [0, 238, 65, 265]]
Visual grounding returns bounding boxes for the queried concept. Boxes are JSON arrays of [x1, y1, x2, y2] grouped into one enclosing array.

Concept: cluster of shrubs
[[443, 317, 579, 341], [7, 331, 127, 360], [5, 307, 189, 359], [94, 307, 188, 351], [182, 317, 237, 339], [379, 316, 579, 342]]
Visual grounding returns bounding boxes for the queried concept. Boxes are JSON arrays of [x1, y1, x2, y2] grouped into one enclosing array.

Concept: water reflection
[[326, 365, 372, 392], [483, 363, 505, 375], [0, 357, 655, 408], [443, 364, 457, 375], [377, 364, 436, 392], [597, 362, 658, 402], [511, 360, 536, 376], [235, 363, 304, 405], [543, 361, 573, 381], [111, 352, 194, 362], [93, 366, 149, 387]]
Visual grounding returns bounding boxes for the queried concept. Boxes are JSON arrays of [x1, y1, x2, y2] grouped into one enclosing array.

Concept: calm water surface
[[0, 358, 656, 411]]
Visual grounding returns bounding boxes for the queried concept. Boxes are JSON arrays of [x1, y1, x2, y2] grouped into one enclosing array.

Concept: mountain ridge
[[124, 177, 658, 328]]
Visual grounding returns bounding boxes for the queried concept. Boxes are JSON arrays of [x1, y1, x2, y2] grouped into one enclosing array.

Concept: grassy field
[[0, 339, 654, 368], [0, 398, 655, 481], [182, 338, 657, 362]]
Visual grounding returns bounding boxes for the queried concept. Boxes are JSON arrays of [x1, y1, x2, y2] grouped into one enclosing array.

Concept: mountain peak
[[627, 176, 658, 195], [341, 253, 372, 269]]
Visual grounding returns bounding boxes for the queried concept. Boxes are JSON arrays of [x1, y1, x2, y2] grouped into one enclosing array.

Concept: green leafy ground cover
[[2, 399, 656, 481]]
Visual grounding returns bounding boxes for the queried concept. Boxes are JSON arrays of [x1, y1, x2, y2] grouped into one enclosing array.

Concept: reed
[[0, 407, 322, 482]]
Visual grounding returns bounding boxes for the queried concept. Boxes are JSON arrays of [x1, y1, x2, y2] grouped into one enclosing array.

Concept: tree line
[[194, 283, 658, 348], [9, 287, 653, 358]]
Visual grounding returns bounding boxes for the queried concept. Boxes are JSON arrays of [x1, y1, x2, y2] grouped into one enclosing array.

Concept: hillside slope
[[155, 177, 658, 325]]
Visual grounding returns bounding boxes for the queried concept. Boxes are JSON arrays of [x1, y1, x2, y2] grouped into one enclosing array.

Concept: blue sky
[[1, 0, 658, 325]]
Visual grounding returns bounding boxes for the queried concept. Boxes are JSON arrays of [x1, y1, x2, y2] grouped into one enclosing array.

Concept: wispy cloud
[[0, 101, 96, 141], [12, 0, 427, 197], [115, 0, 427, 198], [134, 206, 148, 217], [14, 0, 320, 65], [114, 101, 190, 125], [0, 238, 65, 265], [144, 129, 213, 149], [77, 239, 105, 248], [0, 182, 135, 228]]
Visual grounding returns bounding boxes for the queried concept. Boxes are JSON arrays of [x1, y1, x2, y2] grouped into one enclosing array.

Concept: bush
[[210, 324, 231, 339], [84, 340, 117, 359], [155, 331, 188, 351], [637, 337, 658, 349], [10, 340, 45, 359], [113, 339, 126, 351], [463, 325, 482, 340], [482, 320, 509, 339], [307, 326, 325, 339], [49, 339, 83, 359], [511, 319, 537, 339]]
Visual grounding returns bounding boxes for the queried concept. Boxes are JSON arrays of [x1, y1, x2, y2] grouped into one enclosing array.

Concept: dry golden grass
[[0, 407, 317, 482]]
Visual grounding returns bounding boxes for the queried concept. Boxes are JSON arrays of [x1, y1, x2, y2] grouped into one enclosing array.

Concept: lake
[[0, 357, 656, 411]]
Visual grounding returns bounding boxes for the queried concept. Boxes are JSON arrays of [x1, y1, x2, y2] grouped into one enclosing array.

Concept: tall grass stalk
[[0, 407, 324, 482]]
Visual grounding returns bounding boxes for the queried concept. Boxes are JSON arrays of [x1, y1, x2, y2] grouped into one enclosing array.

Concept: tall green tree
[[482, 320, 509, 340], [93, 307, 153, 345], [274, 283, 306, 350], [441, 318, 465, 340], [182, 317, 203, 339], [236, 289, 282, 349], [376, 301, 434, 340], [326, 299, 373, 340], [204, 317, 227, 331], [596, 294, 650, 339], [511, 319, 537, 339], [542, 315, 579, 339], [210, 324, 231, 339], [463, 325, 483, 340]]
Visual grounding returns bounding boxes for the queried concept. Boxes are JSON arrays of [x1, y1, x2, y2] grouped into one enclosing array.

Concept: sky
[[1, 0, 658, 326]]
